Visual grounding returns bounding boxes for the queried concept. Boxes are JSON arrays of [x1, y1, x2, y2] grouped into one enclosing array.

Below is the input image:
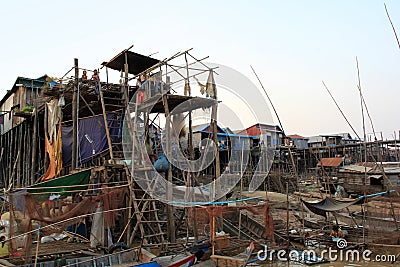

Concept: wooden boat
[[352, 211, 399, 231], [152, 254, 196, 267], [293, 213, 325, 229], [167, 254, 196, 267], [336, 211, 399, 232]]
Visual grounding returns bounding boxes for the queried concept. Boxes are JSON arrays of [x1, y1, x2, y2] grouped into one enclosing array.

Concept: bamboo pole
[[72, 58, 79, 170], [286, 182, 289, 251], [24, 122, 29, 186], [33, 225, 40, 267], [238, 137, 244, 239], [184, 53, 198, 241], [16, 126, 22, 188], [384, 3, 400, 50], [164, 94, 176, 242]]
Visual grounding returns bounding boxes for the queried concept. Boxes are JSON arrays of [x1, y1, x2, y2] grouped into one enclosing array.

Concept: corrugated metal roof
[[382, 167, 400, 174], [369, 175, 383, 179], [287, 134, 308, 139], [317, 157, 343, 167], [340, 165, 373, 173], [308, 135, 324, 143], [240, 123, 282, 133], [192, 123, 225, 134], [101, 49, 159, 75], [192, 123, 209, 132]]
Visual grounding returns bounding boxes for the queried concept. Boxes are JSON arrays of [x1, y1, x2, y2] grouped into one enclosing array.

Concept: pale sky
[[1, 1, 399, 139]]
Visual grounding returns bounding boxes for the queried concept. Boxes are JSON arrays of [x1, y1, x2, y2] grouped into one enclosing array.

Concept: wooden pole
[[389, 198, 399, 231], [238, 138, 244, 239], [384, 3, 400, 50], [99, 75, 113, 160], [16, 123, 23, 187], [72, 58, 79, 170], [211, 100, 220, 179], [184, 53, 198, 240], [356, 57, 368, 245], [395, 131, 399, 162], [209, 70, 222, 240], [33, 225, 40, 267], [124, 52, 133, 245], [24, 123, 29, 186], [166, 105, 176, 243], [286, 182, 289, 251], [161, 85, 176, 242]]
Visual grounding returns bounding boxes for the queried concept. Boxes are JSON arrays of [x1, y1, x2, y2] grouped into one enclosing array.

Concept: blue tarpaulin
[[62, 113, 121, 166]]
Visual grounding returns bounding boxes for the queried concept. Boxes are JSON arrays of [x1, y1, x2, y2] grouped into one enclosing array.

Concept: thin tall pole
[[356, 57, 368, 245], [31, 83, 38, 183], [322, 81, 360, 140], [72, 58, 79, 170], [250, 66, 285, 135], [286, 182, 289, 251], [384, 3, 400, 50]]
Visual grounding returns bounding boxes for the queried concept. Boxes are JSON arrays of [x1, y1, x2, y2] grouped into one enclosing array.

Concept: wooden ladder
[[98, 82, 126, 163], [118, 64, 166, 246]]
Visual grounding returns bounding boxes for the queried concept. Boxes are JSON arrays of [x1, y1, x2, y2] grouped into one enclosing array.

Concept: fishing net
[[192, 202, 275, 242], [8, 187, 126, 263]]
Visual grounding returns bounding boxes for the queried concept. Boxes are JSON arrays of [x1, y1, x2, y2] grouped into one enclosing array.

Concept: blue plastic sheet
[[62, 113, 121, 166]]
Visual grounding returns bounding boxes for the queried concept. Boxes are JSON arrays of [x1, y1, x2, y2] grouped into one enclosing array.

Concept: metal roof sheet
[[101, 48, 159, 75], [317, 157, 343, 167], [287, 134, 308, 139], [340, 165, 373, 173]]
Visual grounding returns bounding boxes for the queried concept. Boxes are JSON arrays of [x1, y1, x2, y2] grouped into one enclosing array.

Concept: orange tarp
[[41, 123, 62, 181]]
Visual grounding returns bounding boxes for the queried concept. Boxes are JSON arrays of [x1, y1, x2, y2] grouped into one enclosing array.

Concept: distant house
[[238, 123, 283, 148], [0, 75, 47, 134], [337, 162, 400, 194], [192, 123, 253, 151], [286, 134, 309, 149], [307, 135, 324, 148], [307, 133, 357, 148]]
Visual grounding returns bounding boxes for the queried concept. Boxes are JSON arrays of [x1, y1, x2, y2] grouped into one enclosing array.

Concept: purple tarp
[[62, 113, 121, 166]]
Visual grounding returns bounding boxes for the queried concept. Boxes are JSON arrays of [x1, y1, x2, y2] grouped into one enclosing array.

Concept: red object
[[137, 90, 145, 104], [168, 254, 196, 267], [287, 134, 307, 139], [238, 123, 281, 136], [91, 72, 99, 82]]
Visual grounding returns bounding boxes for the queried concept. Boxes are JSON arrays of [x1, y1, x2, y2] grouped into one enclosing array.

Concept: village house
[[286, 134, 309, 149], [0, 75, 47, 134], [238, 123, 284, 148], [307, 133, 357, 148]]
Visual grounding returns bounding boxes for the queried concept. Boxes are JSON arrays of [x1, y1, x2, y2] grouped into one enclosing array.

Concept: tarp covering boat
[[302, 198, 363, 218], [302, 190, 395, 218]]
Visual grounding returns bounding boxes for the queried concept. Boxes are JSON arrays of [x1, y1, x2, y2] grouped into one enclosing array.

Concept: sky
[[0, 1, 399, 139]]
